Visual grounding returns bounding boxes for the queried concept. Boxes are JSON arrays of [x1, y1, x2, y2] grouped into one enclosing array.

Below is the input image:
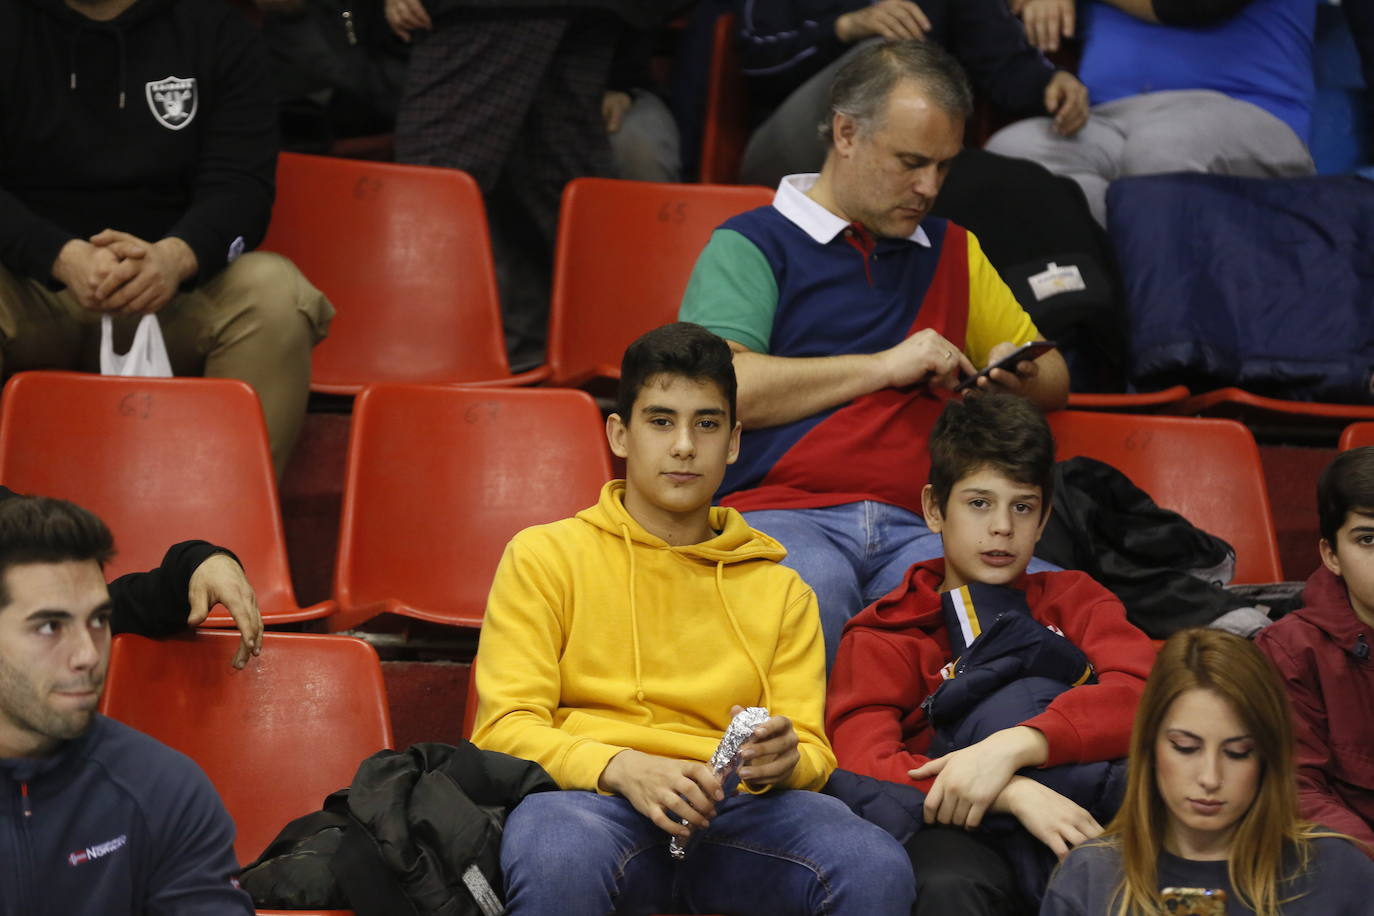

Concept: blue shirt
[[1078, 0, 1318, 141]]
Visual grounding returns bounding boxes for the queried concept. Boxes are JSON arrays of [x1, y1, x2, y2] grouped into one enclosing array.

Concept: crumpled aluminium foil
[[668, 706, 770, 860]]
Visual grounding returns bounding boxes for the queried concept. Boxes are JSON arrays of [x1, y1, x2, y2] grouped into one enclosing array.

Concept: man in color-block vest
[[678, 40, 1069, 667]]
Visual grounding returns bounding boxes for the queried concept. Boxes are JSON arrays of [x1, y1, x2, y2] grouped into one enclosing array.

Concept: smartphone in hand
[[955, 340, 1057, 392]]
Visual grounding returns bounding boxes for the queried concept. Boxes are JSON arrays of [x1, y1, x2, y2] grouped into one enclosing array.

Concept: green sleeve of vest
[[678, 229, 780, 355]]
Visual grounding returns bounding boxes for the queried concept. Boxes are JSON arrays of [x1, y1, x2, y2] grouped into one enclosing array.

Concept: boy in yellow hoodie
[[473, 322, 915, 914]]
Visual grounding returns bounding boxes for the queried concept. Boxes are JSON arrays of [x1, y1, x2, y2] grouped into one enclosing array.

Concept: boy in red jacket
[[826, 393, 1156, 914], [1255, 448, 1374, 851]]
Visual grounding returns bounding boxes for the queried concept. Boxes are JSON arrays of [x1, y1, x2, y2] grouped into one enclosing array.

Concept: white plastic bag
[[99, 314, 173, 378]]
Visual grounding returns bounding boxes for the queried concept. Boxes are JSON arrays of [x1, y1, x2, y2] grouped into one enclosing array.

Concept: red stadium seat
[[699, 12, 751, 184], [545, 178, 772, 388], [261, 152, 547, 394], [1066, 385, 1190, 412], [331, 385, 612, 631], [0, 371, 333, 625], [1340, 422, 1374, 450], [462, 660, 480, 740], [1168, 387, 1374, 437], [99, 630, 392, 868], [1049, 410, 1284, 583]]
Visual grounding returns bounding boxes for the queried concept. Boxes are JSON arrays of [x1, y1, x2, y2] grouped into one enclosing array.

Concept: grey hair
[[819, 40, 974, 144]]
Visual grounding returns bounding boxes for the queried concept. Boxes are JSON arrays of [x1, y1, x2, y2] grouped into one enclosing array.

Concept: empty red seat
[[1066, 385, 1190, 411], [99, 630, 392, 868], [1339, 421, 1374, 450], [1169, 387, 1374, 436], [331, 384, 612, 631], [699, 12, 750, 184], [546, 177, 772, 388], [261, 152, 547, 394]]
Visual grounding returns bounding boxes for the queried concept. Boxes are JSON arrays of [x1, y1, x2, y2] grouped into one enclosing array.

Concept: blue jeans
[[501, 789, 915, 915], [744, 502, 1057, 669]]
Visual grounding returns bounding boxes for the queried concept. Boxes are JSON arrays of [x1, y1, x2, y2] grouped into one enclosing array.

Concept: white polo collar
[[772, 173, 931, 248]]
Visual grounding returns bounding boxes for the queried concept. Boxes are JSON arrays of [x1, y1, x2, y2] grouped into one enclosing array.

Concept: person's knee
[[501, 793, 624, 888], [1119, 99, 1312, 177], [1119, 126, 1222, 175], [809, 799, 916, 908], [826, 814, 912, 881], [907, 829, 1019, 915], [211, 252, 332, 344], [984, 117, 1058, 160]]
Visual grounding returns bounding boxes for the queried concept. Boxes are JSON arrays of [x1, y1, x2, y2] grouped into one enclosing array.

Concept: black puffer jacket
[[240, 741, 557, 916], [1034, 457, 1249, 637]]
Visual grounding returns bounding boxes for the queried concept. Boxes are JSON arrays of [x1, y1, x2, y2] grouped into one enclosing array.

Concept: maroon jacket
[[1255, 566, 1374, 848]]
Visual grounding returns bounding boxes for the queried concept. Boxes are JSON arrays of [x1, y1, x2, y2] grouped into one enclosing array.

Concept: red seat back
[[332, 384, 612, 630], [0, 372, 325, 624], [699, 13, 750, 184], [1340, 422, 1374, 450], [99, 631, 393, 866], [261, 152, 540, 394], [1049, 410, 1283, 584], [546, 178, 772, 387]]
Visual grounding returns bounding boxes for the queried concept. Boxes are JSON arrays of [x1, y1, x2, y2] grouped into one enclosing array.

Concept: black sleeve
[[0, 7, 76, 283], [1345, 0, 1374, 131], [0, 187, 78, 285], [607, 27, 654, 93], [737, 0, 869, 105], [1150, 0, 1253, 28], [164, 6, 278, 284], [946, 0, 1056, 118], [109, 541, 240, 638]]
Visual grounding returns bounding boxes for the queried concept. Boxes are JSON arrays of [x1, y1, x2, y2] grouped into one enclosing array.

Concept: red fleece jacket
[[1255, 566, 1374, 850], [826, 559, 1155, 792]]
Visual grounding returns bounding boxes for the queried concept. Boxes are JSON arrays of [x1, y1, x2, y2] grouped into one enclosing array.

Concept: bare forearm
[[1022, 350, 1070, 411], [1098, 0, 1159, 23], [733, 350, 888, 429]]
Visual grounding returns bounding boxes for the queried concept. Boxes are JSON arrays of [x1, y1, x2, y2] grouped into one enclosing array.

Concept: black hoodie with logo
[[0, 0, 276, 287]]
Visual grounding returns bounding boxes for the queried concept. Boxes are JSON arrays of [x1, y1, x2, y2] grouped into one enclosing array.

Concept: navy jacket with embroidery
[[0, 0, 277, 286], [0, 714, 252, 916], [737, 0, 1057, 114]]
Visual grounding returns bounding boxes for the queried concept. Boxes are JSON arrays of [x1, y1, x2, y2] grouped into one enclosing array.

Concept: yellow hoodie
[[472, 480, 836, 793]]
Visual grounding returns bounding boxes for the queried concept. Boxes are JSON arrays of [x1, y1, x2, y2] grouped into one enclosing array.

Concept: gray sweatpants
[[739, 42, 871, 188], [984, 89, 1315, 226]]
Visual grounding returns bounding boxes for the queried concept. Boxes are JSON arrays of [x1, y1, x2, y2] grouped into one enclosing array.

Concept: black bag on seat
[[239, 740, 557, 916]]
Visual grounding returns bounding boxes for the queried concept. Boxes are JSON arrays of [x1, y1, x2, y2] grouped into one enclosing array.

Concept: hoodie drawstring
[[620, 526, 647, 704], [619, 524, 773, 711], [67, 27, 78, 92], [715, 562, 772, 711], [114, 27, 127, 109], [65, 21, 127, 109]]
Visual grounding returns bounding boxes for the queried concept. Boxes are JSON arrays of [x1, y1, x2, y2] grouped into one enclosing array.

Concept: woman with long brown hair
[[1040, 628, 1373, 915]]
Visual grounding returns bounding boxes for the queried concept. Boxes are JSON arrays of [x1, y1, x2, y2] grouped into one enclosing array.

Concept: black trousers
[[906, 826, 1032, 916], [395, 11, 616, 362]]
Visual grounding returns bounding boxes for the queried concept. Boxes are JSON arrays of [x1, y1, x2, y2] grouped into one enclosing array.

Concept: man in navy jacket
[[735, 0, 1089, 187], [0, 495, 252, 915], [0, 0, 334, 477]]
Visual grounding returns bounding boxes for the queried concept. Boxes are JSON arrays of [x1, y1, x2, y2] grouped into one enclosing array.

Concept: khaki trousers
[[0, 252, 333, 477]]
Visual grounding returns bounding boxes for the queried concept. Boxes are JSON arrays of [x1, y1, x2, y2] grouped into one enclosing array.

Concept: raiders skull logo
[[145, 76, 198, 130]]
